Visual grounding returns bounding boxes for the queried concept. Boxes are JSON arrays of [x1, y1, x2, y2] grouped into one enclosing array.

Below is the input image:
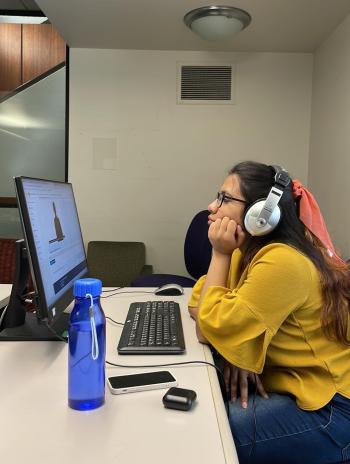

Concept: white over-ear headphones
[[244, 165, 291, 236]]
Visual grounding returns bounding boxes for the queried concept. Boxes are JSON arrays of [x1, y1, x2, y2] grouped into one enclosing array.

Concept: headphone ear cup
[[244, 200, 281, 236]]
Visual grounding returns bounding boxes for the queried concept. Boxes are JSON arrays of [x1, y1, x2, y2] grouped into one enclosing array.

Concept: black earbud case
[[162, 387, 197, 411]]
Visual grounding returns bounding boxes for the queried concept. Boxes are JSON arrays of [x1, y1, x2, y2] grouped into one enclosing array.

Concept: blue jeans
[[229, 393, 350, 464]]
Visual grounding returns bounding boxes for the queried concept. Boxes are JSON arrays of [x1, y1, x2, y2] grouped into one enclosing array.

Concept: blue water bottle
[[68, 278, 106, 410]]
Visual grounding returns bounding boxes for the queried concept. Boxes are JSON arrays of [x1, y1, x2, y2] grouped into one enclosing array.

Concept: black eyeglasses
[[216, 192, 247, 208]]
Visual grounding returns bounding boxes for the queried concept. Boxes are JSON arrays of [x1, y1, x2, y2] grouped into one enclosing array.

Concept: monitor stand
[[0, 240, 68, 341], [0, 311, 69, 341]]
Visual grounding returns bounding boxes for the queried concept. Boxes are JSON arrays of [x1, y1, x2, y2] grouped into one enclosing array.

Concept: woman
[[188, 161, 350, 464]]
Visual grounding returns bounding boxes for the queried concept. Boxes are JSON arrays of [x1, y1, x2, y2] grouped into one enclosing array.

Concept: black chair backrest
[[184, 210, 212, 280]]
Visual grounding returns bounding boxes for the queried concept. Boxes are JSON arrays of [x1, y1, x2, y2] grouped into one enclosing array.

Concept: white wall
[[69, 49, 313, 275], [309, 13, 350, 259]]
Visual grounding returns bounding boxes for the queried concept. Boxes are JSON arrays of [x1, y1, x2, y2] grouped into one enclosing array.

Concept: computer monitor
[[0, 177, 88, 341]]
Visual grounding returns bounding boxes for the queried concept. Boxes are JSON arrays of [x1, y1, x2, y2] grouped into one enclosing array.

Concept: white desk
[[0, 283, 12, 308], [0, 289, 238, 464]]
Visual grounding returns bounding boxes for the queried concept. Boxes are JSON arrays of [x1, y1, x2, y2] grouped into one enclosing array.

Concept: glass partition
[[0, 66, 66, 238]]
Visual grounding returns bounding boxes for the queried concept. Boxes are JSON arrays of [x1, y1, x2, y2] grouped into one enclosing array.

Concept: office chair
[[131, 210, 212, 288], [87, 241, 153, 287]]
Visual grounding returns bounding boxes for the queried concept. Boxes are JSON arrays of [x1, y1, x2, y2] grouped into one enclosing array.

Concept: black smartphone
[[107, 370, 177, 394]]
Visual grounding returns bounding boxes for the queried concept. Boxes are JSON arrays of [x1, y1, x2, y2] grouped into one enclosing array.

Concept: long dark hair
[[230, 161, 350, 345]]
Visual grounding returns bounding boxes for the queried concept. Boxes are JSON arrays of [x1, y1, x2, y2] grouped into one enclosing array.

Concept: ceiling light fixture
[[0, 10, 48, 24], [184, 5, 251, 41]]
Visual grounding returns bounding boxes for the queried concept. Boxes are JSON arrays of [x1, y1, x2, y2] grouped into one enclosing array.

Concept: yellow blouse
[[189, 243, 350, 410]]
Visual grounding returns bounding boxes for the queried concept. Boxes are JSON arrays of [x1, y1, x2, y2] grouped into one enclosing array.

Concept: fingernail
[[242, 401, 248, 409], [232, 396, 236, 402], [264, 394, 269, 399]]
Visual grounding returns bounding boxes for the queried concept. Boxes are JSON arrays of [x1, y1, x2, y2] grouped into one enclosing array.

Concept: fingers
[[208, 217, 244, 255], [223, 363, 269, 408], [212, 217, 237, 235], [223, 361, 231, 393], [235, 224, 246, 248], [252, 373, 269, 399], [239, 372, 269, 408], [224, 363, 239, 402], [225, 218, 236, 235], [239, 370, 249, 409], [230, 367, 238, 402]]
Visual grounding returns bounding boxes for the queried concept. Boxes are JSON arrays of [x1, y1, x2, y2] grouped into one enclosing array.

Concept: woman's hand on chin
[[209, 217, 246, 255]]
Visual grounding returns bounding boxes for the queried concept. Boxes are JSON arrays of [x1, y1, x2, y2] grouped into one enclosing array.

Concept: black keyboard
[[117, 301, 186, 355]]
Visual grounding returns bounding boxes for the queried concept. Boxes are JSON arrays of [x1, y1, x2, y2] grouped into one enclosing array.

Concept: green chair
[[86, 241, 153, 287]]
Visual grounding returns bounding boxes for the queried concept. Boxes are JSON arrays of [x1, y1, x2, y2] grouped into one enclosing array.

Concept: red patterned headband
[[292, 180, 344, 263]]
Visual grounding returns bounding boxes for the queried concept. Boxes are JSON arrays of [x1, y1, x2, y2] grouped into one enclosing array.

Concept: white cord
[[0, 304, 8, 328], [86, 293, 99, 361]]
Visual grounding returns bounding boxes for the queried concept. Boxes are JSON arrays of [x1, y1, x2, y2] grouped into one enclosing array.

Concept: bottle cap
[[73, 278, 102, 297]]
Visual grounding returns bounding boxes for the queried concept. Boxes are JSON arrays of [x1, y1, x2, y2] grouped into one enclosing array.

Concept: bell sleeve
[[197, 245, 312, 373], [188, 275, 206, 308]]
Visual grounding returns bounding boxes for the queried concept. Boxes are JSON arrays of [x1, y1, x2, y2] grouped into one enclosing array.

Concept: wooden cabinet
[[22, 25, 66, 83], [0, 25, 22, 99], [0, 24, 66, 97]]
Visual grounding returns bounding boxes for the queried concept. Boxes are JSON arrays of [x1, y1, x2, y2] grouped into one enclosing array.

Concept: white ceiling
[[15, 0, 350, 52]]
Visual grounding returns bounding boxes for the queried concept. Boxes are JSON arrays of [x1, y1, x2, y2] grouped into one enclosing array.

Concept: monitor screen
[[0, 177, 88, 340]]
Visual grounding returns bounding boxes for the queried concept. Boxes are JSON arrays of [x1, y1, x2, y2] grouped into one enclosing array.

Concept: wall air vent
[[178, 64, 234, 104]]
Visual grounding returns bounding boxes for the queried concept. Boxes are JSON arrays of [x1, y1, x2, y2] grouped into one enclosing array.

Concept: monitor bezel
[[14, 176, 88, 326]]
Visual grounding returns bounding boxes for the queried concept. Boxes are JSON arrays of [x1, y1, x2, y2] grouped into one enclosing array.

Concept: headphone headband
[[270, 165, 291, 189]]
